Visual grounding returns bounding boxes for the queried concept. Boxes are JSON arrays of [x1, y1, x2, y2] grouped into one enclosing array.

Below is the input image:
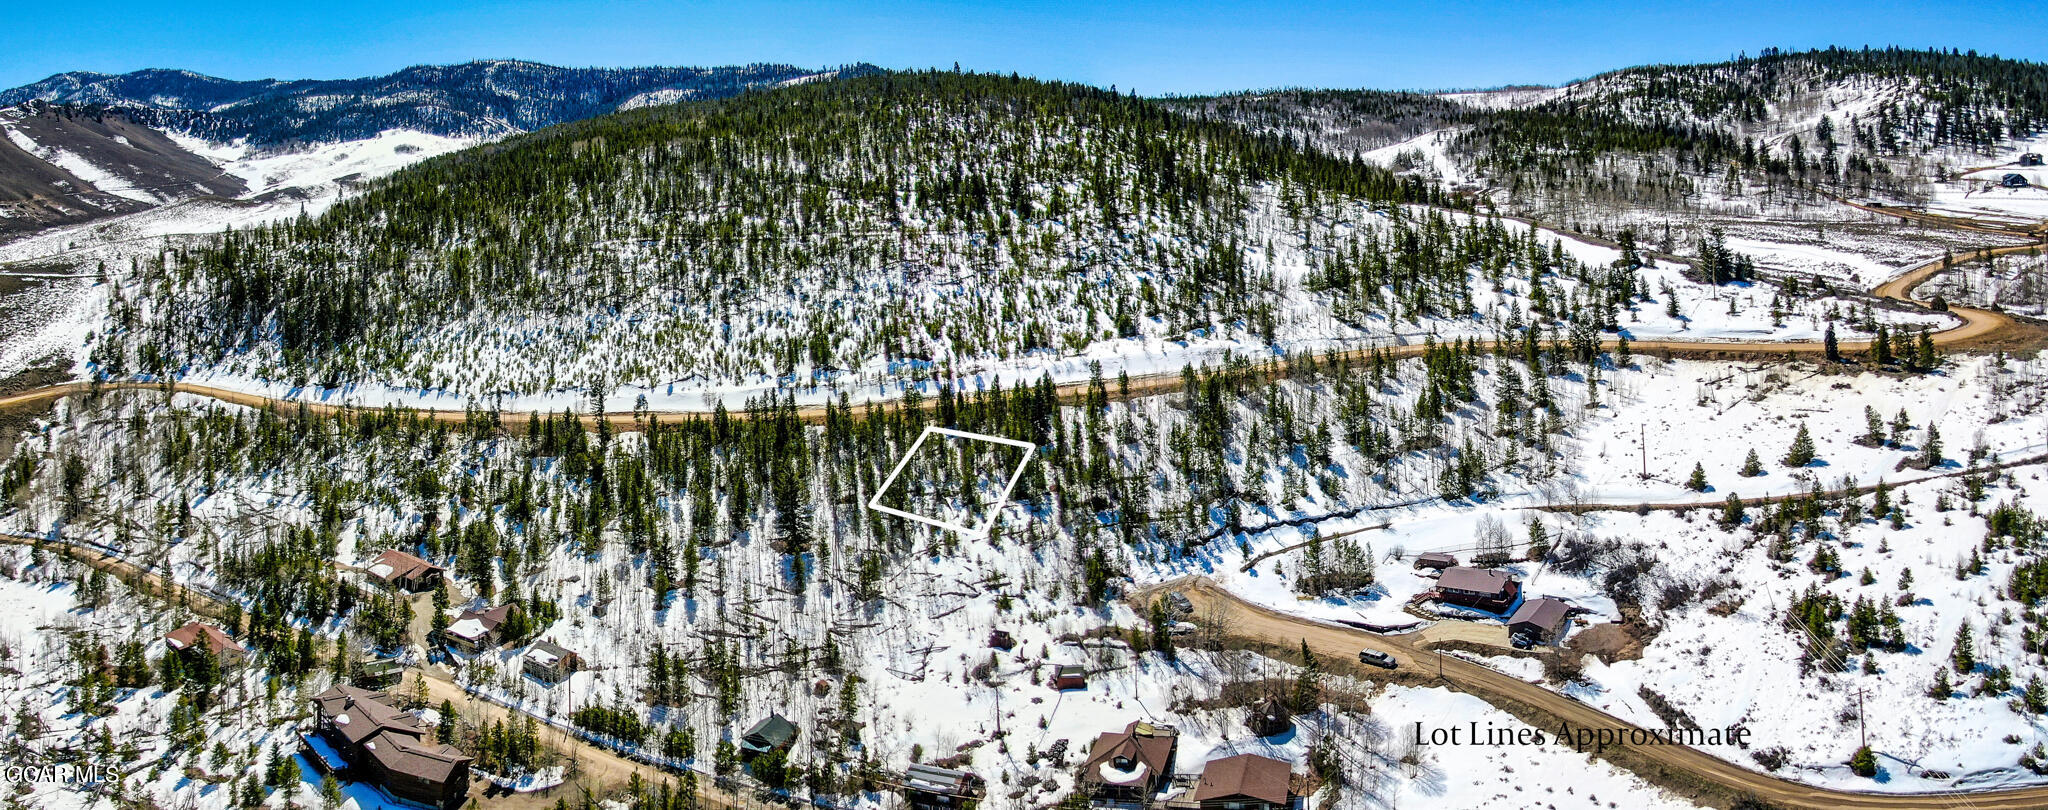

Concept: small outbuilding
[[1052, 664, 1088, 690], [2002, 173, 2030, 188], [1244, 694, 1293, 738], [1412, 552, 1458, 571], [902, 763, 985, 810], [988, 630, 1015, 650], [1508, 597, 1573, 643], [2022, 153, 2044, 167]]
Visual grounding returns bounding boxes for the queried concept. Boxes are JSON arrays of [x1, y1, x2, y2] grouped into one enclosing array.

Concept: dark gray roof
[[742, 713, 798, 750]]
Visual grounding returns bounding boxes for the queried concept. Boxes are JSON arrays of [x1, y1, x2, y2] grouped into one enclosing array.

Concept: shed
[[1052, 664, 1088, 690], [1508, 597, 1572, 643], [1412, 552, 1457, 571], [2003, 173, 2030, 188], [2022, 153, 2044, 167], [988, 630, 1015, 650], [1244, 694, 1293, 738], [903, 764, 985, 809]]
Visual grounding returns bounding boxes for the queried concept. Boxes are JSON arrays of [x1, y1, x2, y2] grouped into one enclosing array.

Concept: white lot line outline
[[867, 426, 1036, 538]]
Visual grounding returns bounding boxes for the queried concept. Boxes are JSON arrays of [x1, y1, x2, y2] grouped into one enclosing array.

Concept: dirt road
[[1156, 578, 2048, 809], [1, 222, 2042, 429]]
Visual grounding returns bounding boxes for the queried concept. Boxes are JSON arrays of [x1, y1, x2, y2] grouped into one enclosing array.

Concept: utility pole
[[1856, 686, 1867, 749], [1640, 424, 1649, 480]]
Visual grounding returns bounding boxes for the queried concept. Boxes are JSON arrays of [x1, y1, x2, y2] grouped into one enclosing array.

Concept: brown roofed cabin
[[1192, 754, 1295, 810], [308, 685, 471, 809], [903, 763, 986, 810], [165, 621, 247, 669], [1412, 552, 1457, 571], [1081, 721, 1178, 803], [1435, 566, 1519, 611], [1052, 664, 1088, 690], [445, 604, 514, 654], [521, 640, 581, 684], [1508, 597, 1572, 643], [366, 550, 444, 593]]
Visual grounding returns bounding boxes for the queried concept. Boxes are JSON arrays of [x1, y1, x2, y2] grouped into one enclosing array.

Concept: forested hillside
[[1184, 48, 2048, 225], [96, 71, 1507, 396]]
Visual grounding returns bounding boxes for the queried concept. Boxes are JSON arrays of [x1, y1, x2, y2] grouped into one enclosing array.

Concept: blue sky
[[5, 0, 2042, 95]]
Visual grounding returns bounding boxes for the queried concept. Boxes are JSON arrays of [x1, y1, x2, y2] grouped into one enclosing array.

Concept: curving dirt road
[[1152, 578, 2048, 809], [1, 221, 2042, 428]]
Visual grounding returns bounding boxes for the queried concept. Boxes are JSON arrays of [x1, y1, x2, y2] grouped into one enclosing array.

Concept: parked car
[[1358, 649, 1397, 669], [1165, 591, 1194, 616]]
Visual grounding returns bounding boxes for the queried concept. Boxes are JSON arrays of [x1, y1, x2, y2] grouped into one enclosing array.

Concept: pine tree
[[1783, 424, 1816, 467], [1915, 328, 1937, 370], [1824, 324, 1841, 363], [2027, 675, 2048, 714], [1720, 493, 1746, 528], [1952, 622, 1976, 674], [1290, 639, 1321, 713], [1930, 666, 1952, 700], [1740, 448, 1765, 477], [1849, 745, 1877, 777], [1686, 462, 1709, 492], [1922, 424, 1943, 467]]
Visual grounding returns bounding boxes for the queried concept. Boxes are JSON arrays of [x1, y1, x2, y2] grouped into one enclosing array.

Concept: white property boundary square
[[866, 426, 1037, 538]]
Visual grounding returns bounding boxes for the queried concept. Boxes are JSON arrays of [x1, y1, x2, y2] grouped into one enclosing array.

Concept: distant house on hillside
[[365, 550, 444, 593], [445, 604, 514, 654], [521, 640, 581, 684], [2022, 153, 2044, 167], [738, 713, 799, 760], [2003, 173, 2030, 188], [1435, 566, 1519, 611], [165, 621, 247, 669], [1081, 721, 1178, 803], [902, 763, 985, 810], [1508, 596, 1573, 644], [1191, 753, 1295, 810]]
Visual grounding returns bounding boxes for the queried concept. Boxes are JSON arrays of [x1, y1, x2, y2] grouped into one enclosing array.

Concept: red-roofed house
[[165, 621, 247, 669]]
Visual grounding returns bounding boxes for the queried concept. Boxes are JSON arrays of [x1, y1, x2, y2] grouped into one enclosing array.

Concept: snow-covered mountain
[[0, 60, 875, 236]]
